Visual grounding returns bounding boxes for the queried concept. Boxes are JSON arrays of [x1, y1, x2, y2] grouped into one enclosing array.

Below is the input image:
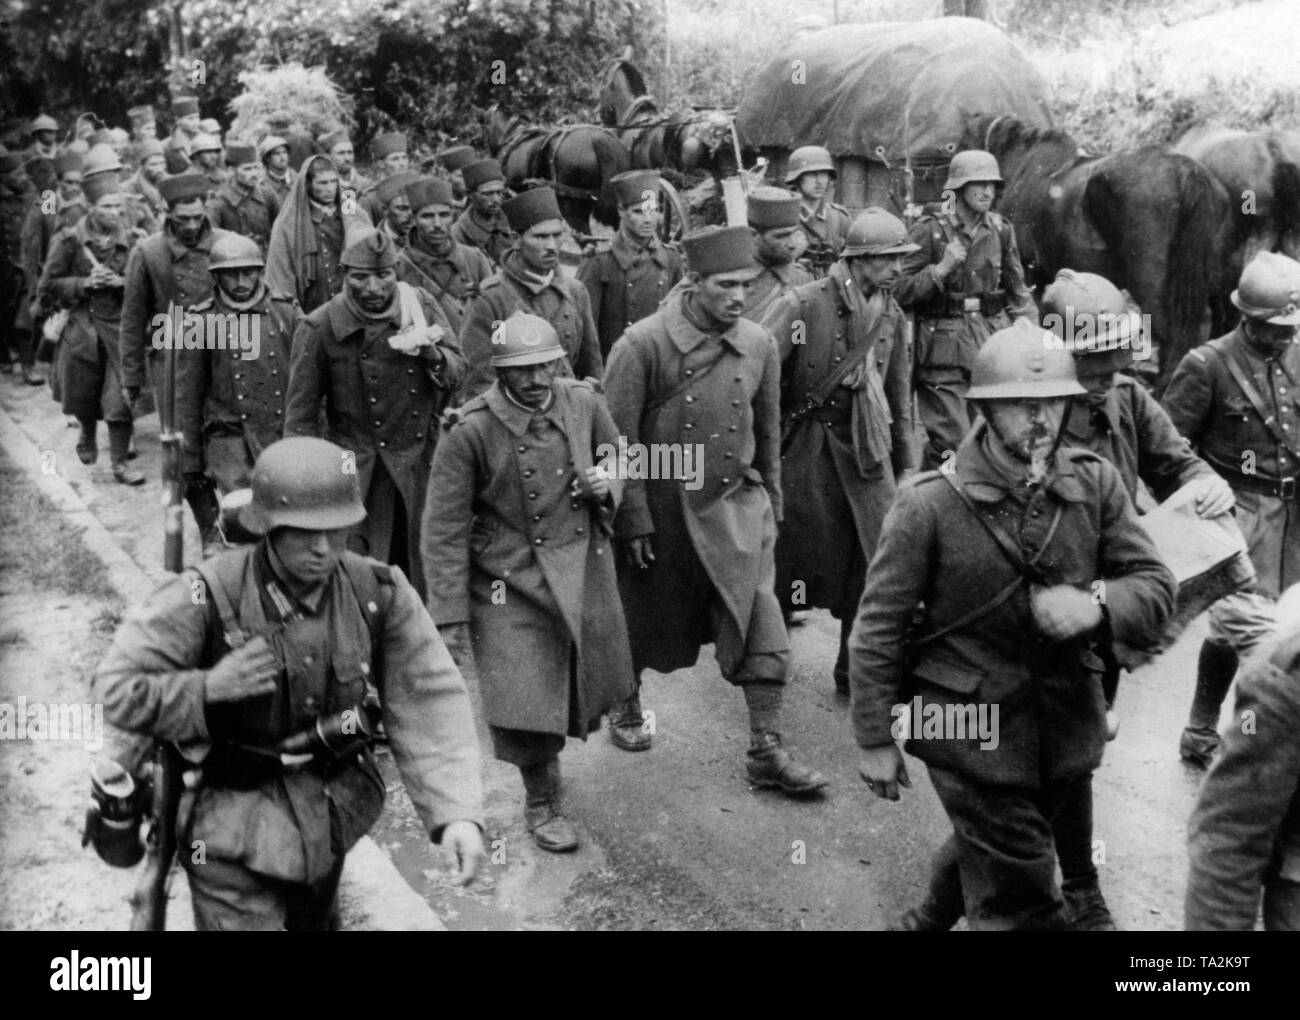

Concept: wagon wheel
[[657, 177, 690, 245]]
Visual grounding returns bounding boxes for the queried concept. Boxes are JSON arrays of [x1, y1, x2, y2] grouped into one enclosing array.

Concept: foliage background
[[1, 0, 1297, 156]]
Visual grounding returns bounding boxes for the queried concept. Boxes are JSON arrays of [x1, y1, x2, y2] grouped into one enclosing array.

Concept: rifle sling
[[644, 344, 729, 416], [784, 333, 879, 429], [1207, 343, 1300, 462]]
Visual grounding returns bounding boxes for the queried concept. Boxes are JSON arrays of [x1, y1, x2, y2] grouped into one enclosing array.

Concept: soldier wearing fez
[[93, 435, 485, 930], [603, 224, 829, 795], [577, 169, 683, 357], [396, 176, 493, 335], [742, 186, 812, 321], [452, 158, 516, 266], [424, 312, 635, 852], [458, 186, 601, 398], [206, 141, 280, 253]]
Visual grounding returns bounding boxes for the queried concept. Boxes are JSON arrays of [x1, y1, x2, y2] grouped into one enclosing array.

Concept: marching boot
[[1063, 882, 1119, 931], [1181, 639, 1238, 769], [185, 475, 226, 558], [520, 757, 579, 853], [832, 616, 853, 696], [107, 421, 142, 484], [21, 364, 44, 386], [75, 417, 98, 465], [608, 684, 652, 752], [888, 837, 963, 930], [746, 732, 829, 796]]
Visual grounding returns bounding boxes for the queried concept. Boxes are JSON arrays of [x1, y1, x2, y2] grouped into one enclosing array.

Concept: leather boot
[[889, 896, 962, 931], [520, 758, 579, 852], [746, 731, 828, 796], [1181, 639, 1238, 768], [833, 618, 851, 697], [608, 691, 652, 752], [1064, 883, 1119, 931], [112, 461, 145, 486]]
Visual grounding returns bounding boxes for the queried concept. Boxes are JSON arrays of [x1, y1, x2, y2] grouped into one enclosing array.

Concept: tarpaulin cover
[[736, 17, 1053, 165]]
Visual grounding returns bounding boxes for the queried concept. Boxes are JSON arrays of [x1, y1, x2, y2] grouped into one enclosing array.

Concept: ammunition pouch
[[204, 704, 378, 790]]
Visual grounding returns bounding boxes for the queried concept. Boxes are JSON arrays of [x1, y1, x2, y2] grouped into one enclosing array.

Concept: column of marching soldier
[[5, 102, 1299, 931]]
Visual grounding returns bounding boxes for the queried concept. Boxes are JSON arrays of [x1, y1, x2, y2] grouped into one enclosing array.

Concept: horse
[[481, 103, 631, 235], [967, 114, 1234, 386], [1174, 121, 1300, 325], [598, 57, 736, 179]]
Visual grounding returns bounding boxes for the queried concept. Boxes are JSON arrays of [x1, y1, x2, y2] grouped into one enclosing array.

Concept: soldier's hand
[[203, 635, 279, 704], [624, 536, 655, 570], [440, 820, 486, 887], [859, 744, 910, 801], [936, 240, 967, 278], [440, 622, 472, 668], [1030, 584, 1103, 640], [581, 464, 611, 500], [1188, 473, 1235, 518]]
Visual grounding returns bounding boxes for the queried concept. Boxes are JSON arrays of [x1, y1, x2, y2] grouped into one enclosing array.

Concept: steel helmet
[[783, 145, 836, 184], [29, 114, 58, 134], [82, 143, 122, 176], [491, 312, 566, 368], [189, 133, 222, 156], [208, 234, 265, 273], [1231, 251, 1300, 326], [240, 437, 367, 535], [1041, 269, 1144, 360], [944, 149, 1003, 191], [966, 319, 1086, 400], [257, 135, 289, 161], [840, 207, 921, 257]]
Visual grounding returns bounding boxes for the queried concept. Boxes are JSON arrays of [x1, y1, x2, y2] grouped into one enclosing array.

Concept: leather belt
[[1228, 471, 1297, 500], [925, 290, 1007, 318]]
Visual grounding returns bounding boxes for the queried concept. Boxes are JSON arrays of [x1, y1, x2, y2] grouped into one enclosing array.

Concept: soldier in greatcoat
[[258, 136, 296, 205], [396, 176, 493, 335], [284, 230, 463, 599], [602, 224, 828, 791], [577, 169, 683, 357], [320, 130, 372, 207], [423, 312, 635, 851], [458, 187, 601, 398], [206, 142, 281, 253], [451, 159, 516, 265], [761, 208, 917, 694], [741, 186, 812, 321]]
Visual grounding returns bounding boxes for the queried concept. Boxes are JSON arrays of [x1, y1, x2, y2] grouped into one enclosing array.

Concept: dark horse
[[481, 104, 630, 235], [598, 57, 736, 179], [1175, 121, 1300, 327], [968, 115, 1233, 386]]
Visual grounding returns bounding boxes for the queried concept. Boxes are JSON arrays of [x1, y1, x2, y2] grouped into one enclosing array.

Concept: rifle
[[160, 301, 185, 574]]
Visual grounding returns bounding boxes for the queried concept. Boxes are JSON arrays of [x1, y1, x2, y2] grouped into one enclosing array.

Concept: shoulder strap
[[337, 554, 390, 650], [1205, 342, 1300, 461], [940, 470, 1063, 577], [141, 237, 175, 305], [192, 560, 246, 650], [644, 343, 730, 416]]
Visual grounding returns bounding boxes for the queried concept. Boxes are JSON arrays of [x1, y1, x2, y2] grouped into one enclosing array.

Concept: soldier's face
[[959, 181, 996, 215], [195, 151, 220, 170], [381, 151, 410, 175], [499, 361, 561, 408], [308, 166, 339, 205], [91, 193, 125, 229], [1073, 361, 1119, 405], [471, 182, 505, 216], [214, 267, 261, 303], [414, 204, 454, 246], [170, 200, 207, 245], [1244, 318, 1298, 356], [345, 267, 397, 312], [142, 155, 167, 181], [329, 144, 354, 174], [34, 130, 57, 148], [133, 122, 156, 142], [266, 148, 289, 173], [386, 195, 412, 232], [518, 220, 564, 273], [984, 397, 1068, 466], [178, 114, 201, 136], [58, 172, 83, 201], [234, 163, 261, 189], [620, 198, 660, 241], [271, 527, 349, 586], [848, 253, 905, 292], [756, 225, 804, 264], [692, 269, 759, 323], [797, 171, 830, 201]]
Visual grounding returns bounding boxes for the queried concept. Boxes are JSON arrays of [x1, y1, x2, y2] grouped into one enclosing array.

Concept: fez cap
[[439, 145, 478, 171], [683, 225, 760, 278], [53, 151, 84, 176], [82, 173, 122, 204], [611, 169, 660, 210], [171, 96, 200, 118], [158, 173, 208, 206], [371, 132, 407, 160], [406, 177, 455, 211], [746, 185, 801, 230], [462, 158, 505, 192], [127, 105, 155, 124], [503, 187, 562, 234], [224, 142, 257, 166], [374, 170, 422, 206], [320, 129, 351, 151], [340, 229, 399, 270]]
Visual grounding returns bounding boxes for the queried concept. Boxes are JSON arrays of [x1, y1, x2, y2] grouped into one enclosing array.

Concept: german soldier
[[174, 234, 299, 553], [1162, 251, 1300, 767], [284, 230, 463, 598], [423, 312, 635, 850], [784, 145, 850, 279], [577, 169, 683, 357], [458, 187, 601, 398], [761, 208, 916, 695], [893, 149, 1037, 470], [853, 320, 1175, 930], [451, 159, 516, 266], [396, 176, 493, 335], [741, 186, 812, 321], [92, 436, 486, 930], [602, 224, 829, 791], [206, 142, 280, 253]]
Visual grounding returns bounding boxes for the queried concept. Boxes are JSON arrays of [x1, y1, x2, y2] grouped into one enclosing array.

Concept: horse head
[[600, 58, 657, 128], [482, 104, 527, 157]]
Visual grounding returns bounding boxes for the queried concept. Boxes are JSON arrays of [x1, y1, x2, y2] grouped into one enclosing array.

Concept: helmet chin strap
[[977, 399, 1072, 486]]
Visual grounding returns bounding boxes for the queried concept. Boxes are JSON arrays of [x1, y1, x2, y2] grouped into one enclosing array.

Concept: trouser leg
[[892, 835, 964, 931], [186, 856, 342, 932], [915, 377, 971, 471]]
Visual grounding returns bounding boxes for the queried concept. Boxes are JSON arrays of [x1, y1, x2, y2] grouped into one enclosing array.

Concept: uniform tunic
[[451, 208, 516, 265], [423, 379, 635, 738], [396, 235, 493, 335], [741, 259, 812, 323], [206, 182, 281, 253], [577, 230, 683, 356], [458, 249, 603, 398], [604, 291, 787, 681], [797, 197, 851, 277]]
